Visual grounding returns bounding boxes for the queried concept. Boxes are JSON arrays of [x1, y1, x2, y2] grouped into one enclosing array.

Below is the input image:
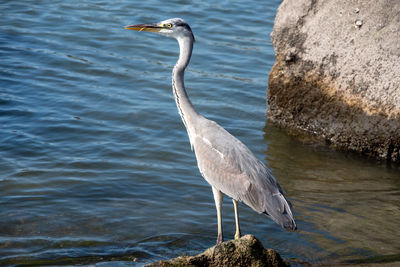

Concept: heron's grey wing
[[193, 132, 253, 202], [193, 119, 296, 229]]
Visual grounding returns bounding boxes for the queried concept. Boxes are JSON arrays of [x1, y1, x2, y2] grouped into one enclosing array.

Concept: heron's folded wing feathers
[[193, 120, 284, 213]]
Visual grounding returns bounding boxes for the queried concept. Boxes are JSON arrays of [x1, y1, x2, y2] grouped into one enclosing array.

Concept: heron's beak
[[124, 23, 163, 32]]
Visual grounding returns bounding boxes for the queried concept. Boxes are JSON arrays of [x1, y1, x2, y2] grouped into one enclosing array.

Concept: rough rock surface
[[145, 235, 289, 267], [267, 0, 400, 162]]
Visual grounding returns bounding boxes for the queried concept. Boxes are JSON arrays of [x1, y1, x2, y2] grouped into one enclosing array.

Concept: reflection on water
[[264, 123, 400, 264], [1, 0, 399, 266]]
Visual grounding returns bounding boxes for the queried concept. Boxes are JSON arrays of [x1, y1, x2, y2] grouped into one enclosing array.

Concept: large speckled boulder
[[267, 0, 400, 162], [145, 235, 289, 267]]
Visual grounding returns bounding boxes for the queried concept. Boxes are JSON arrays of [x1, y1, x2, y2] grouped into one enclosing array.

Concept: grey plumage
[[125, 18, 296, 244], [193, 118, 295, 229]]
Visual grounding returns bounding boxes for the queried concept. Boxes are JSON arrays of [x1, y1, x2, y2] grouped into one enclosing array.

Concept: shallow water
[[1, 0, 399, 266]]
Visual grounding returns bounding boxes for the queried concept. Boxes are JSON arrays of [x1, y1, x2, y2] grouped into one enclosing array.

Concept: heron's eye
[[166, 23, 172, 28]]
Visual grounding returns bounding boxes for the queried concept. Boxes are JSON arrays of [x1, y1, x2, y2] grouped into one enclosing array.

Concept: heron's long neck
[[172, 36, 199, 145]]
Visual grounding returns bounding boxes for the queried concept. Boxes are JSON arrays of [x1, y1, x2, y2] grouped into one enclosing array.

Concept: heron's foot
[[234, 231, 241, 240], [216, 233, 224, 244]]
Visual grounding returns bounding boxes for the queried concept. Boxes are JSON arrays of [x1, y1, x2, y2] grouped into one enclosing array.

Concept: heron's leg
[[232, 199, 241, 240], [212, 186, 224, 244]]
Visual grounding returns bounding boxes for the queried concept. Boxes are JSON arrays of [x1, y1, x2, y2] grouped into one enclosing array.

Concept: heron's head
[[125, 18, 194, 41]]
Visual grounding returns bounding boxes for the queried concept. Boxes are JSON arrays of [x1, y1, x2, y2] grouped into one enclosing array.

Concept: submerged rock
[[267, 0, 400, 162], [145, 234, 289, 267]]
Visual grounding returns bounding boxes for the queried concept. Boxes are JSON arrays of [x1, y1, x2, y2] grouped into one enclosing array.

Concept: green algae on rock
[[145, 235, 289, 267]]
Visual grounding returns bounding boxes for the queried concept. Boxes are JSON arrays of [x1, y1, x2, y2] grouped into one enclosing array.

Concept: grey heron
[[125, 18, 296, 244]]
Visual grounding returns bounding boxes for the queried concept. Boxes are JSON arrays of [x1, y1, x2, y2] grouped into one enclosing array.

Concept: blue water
[[1, 0, 399, 266]]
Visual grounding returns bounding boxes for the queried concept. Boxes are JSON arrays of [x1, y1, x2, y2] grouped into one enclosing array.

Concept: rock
[[267, 0, 400, 162], [145, 234, 289, 267]]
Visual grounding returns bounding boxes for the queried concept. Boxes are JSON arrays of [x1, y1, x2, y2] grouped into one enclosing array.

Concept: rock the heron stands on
[[145, 235, 290, 267]]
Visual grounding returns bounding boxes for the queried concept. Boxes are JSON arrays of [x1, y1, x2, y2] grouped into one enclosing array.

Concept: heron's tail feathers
[[264, 192, 297, 231]]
